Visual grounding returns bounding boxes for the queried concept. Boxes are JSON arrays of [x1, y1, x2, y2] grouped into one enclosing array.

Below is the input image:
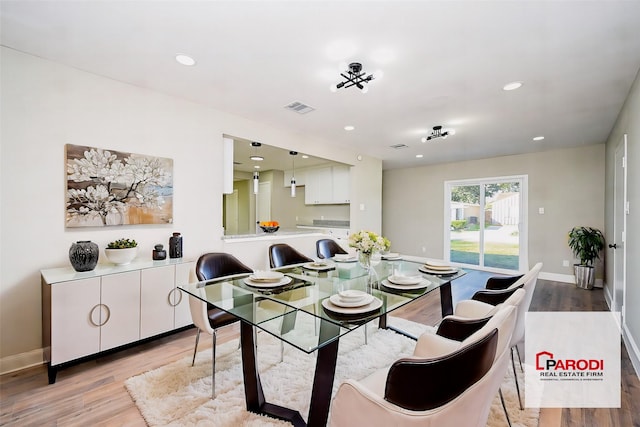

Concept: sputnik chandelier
[[421, 126, 456, 142], [330, 62, 377, 93]]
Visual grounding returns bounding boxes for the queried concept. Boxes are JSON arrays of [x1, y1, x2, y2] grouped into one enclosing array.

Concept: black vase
[[169, 232, 182, 258], [69, 241, 99, 272]]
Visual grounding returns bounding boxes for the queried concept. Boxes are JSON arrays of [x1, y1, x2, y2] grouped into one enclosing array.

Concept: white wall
[[382, 144, 605, 279], [0, 47, 381, 371], [604, 68, 640, 377]]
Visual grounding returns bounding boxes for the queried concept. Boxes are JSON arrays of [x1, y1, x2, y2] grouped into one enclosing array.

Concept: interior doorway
[[612, 134, 627, 325]]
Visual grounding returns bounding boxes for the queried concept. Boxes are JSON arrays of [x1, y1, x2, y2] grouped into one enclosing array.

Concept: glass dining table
[[179, 257, 465, 427]]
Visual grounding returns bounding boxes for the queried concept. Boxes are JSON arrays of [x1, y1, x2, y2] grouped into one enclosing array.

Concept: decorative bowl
[[105, 247, 138, 265], [260, 226, 279, 233]]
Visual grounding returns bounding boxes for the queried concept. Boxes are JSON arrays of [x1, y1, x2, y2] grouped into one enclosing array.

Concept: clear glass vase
[[358, 251, 379, 292]]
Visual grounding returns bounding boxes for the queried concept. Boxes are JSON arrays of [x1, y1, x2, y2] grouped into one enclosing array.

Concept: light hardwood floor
[[1, 279, 638, 426]]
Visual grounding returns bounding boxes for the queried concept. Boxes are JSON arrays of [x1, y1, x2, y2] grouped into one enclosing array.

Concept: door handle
[[608, 243, 617, 249]]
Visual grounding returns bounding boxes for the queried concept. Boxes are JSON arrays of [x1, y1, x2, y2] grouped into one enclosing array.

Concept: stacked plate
[[322, 290, 382, 314], [333, 253, 357, 263], [243, 271, 292, 288], [419, 260, 459, 275], [381, 252, 402, 260], [302, 261, 335, 271], [382, 273, 429, 290]]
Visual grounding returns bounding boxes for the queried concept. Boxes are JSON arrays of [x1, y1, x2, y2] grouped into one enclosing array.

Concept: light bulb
[[291, 179, 296, 197], [330, 84, 338, 93], [361, 86, 369, 94]]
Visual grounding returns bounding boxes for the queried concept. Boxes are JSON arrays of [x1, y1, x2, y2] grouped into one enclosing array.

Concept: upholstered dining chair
[[190, 252, 253, 398], [453, 262, 543, 410], [316, 238, 348, 259], [269, 243, 314, 268], [330, 303, 518, 427]]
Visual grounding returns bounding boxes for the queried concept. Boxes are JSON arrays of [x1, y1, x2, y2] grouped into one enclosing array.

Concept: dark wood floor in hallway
[[1, 279, 638, 426]]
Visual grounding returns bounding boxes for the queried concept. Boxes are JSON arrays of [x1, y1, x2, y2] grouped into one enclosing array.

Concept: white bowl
[[251, 270, 284, 281], [105, 247, 138, 265], [338, 289, 367, 301]]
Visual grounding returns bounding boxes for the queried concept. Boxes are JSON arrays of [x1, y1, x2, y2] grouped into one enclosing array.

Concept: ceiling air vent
[[284, 101, 315, 114], [390, 144, 409, 149]]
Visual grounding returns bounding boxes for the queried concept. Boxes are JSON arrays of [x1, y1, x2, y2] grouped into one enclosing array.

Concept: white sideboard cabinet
[[41, 258, 195, 384]]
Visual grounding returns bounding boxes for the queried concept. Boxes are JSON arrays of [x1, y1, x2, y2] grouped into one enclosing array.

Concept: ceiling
[[2, 1, 640, 170]]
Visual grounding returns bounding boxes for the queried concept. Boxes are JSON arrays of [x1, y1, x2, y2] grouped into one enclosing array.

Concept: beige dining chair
[[330, 302, 518, 427]]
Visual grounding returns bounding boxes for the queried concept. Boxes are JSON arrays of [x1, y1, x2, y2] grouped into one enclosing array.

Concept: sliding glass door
[[445, 176, 527, 272]]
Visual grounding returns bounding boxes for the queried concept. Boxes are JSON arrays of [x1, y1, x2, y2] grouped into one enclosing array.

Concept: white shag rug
[[125, 317, 538, 426]]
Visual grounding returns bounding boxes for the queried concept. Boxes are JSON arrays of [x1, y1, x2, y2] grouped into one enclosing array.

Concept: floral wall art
[[65, 144, 173, 227]]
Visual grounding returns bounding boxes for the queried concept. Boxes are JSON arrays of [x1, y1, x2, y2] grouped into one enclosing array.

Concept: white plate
[[329, 293, 374, 308], [322, 296, 383, 314], [382, 278, 430, 291], [302, 262, 334, 270], [419, 266, 459, 275], [425, 259, 450, 267], [333, 256, 357, 263], [387, 274, 423, 285], [243, 276, 292, 288], [250, 271, 285, 282]]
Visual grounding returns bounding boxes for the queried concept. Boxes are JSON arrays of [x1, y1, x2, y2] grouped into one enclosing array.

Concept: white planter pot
[[105, 247, 138, 265], [574, 264, 595, 290]]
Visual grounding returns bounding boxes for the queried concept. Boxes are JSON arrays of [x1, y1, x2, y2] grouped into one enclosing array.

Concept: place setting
[[381, 272, 431, 291], [301, 259, 336, 272], [380, 252, 402, 261], [321, 289, 383, 317], [243, 270, 292, 288], [418, 259, 459, 276]]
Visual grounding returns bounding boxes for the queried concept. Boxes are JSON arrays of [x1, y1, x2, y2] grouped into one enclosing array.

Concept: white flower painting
[[65, 144, 173, 227]]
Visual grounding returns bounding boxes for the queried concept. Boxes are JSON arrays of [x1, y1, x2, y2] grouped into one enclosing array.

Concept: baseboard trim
[[538, 272, 603, 288], [622, 324, 640, 381], [0, 348, 44, 375]]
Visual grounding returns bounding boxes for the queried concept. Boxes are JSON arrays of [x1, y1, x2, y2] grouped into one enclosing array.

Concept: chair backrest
[[268, 243, 314, 268], [511, 262, 543, 346], [188, 289, 214, 334], [316, 238, 348, 259], [195, 252, 253, 281], [384, 328, 498, 411]]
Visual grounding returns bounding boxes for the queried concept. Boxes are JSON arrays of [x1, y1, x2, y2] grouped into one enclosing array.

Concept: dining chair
[[268, 243, 314, 268], [316, 238, 348, 259], [330, 303, 518, 427], [190, 252, 253, 398], [453, 262, 543, 410]]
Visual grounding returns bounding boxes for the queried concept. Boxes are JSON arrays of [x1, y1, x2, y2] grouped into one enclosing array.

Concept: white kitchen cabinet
[[331, 165, 350, 204], [305, 166, 350, 205], [42, 259, 195, 384]]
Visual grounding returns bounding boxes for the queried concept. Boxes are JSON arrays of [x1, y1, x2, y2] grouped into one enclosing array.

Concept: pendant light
[[253, 171, 259, 194], [290, 151, 298, 197]]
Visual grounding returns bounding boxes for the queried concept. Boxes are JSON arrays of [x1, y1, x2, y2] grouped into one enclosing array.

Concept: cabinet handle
[[90, 304, 110, 327], [168, 288, 183, 307]]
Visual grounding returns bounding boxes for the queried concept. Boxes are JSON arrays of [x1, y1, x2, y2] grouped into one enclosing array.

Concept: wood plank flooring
[[1, 279, 638, 426]]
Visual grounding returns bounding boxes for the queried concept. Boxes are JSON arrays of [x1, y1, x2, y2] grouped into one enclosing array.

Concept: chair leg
[[515, 344, 523, 371], [280, 340, 284, 363], [499, 387, 512, 427], [364, 323, 368, 345], [191, 328, 201, 367], [211, 330, 217, 399], [511, 346, 524, 410]]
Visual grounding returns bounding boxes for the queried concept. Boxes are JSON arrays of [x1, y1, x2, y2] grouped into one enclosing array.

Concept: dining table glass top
[[179, 257, 465, 355]]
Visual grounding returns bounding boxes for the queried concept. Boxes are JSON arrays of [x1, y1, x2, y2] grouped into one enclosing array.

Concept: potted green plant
[[105, 238, 138, 265], [568, 226, 605, 289]]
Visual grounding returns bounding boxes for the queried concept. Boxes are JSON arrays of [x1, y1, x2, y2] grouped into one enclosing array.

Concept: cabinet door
[[331, 166, 350, 203], [140, 265, 175, 339], [100, 271, 141, 351], [305, 167, 333, 204], [50, 278, 101, 365], [174, 262, 196, 328]]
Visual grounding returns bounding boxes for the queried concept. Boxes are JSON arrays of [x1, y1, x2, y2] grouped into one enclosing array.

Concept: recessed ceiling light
[[344, 125, 355, 131], [533, 136, 545, 141], [416, 154, 424, 158], [302, 155, 309, 159], [254, 165, 261, 169], [175, 54, 196, 66], [503, 81, 523, 91], [250, 155, 264, 161]]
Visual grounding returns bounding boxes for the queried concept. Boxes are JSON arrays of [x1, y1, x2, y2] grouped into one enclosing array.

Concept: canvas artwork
[[65, 144, 173, 227]]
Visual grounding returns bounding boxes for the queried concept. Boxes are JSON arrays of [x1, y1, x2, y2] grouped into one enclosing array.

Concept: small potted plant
[[105, 238, 138, 265], [568, 226, 605, 289]]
